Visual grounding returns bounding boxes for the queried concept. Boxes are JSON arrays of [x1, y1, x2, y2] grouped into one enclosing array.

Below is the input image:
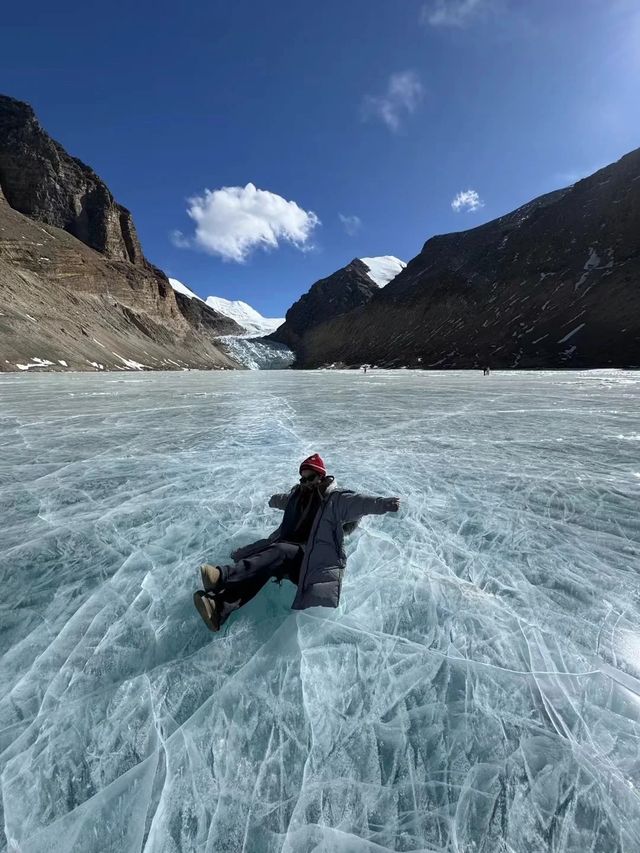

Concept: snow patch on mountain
[[360, 256, 406, 287], [169, 278, 202, 301]]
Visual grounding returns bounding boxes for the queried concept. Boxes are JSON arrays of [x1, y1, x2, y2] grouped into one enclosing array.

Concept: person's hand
[[384, 497, 400, 512]]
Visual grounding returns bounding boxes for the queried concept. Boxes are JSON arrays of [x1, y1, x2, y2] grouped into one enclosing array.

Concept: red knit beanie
[[299, 453, 326, 476]]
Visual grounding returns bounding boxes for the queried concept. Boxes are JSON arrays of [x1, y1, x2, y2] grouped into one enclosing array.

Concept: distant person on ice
[[193, 454, 401, 631]]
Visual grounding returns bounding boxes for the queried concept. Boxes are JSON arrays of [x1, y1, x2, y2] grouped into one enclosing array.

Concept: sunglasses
[[299, 473, 319, 483]]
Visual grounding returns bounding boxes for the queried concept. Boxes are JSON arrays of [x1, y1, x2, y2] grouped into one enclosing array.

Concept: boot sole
[[193, 591, 221, 632]]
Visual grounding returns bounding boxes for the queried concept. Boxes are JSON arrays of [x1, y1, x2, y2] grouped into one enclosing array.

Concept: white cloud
[[339, 213, 362, 236], [363, 71, 423, 132], [451, 189, 484, 212], [169, 229, 190, 248], [422, 0, 490, 27], [172, 183, 320, 262]]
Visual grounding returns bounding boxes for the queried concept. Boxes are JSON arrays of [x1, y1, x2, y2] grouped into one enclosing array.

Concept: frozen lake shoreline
[[1, 370, 639, 852]]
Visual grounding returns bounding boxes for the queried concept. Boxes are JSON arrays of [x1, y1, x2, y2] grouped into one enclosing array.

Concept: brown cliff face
[[0, 95, 145, 265], [0, 189, 240, 371], [0, 95, 241, 371], [269, 258, 379, 356], [292, 149, 640, 369]]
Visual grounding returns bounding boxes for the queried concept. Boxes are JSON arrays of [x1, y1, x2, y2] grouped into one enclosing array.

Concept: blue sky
[[3, 0, 639, 316]]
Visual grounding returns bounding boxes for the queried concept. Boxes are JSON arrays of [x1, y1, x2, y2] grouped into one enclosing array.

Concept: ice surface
[[1, 369, 639, 853]]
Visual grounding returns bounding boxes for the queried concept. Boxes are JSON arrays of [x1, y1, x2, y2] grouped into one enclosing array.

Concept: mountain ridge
[[269, 258, 384, 356], [285, 150, 640, 369]]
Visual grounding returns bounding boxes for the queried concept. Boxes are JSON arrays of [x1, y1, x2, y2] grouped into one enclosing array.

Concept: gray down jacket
[[230, 477, 394, 609]]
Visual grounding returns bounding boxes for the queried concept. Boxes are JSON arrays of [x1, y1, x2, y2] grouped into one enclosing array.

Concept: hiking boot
[[200, 564, 222, 592], [193, 590, 221, 632]]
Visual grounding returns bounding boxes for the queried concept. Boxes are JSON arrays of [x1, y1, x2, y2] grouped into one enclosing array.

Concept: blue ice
[[1, 369, 639, 852]]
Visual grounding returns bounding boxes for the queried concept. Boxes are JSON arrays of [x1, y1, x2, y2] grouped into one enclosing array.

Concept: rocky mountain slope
[[287, 150, 640, 369], [269, 258, 384, 353], [0, 95, 239, 371]]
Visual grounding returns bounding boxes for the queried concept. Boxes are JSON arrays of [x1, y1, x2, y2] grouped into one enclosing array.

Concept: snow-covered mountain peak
[[360, 256, 406, 287], [204, 296, 283, 336], [169, 279, 283, 337]]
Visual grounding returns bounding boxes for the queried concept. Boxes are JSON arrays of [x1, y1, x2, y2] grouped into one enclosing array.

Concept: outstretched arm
[[268, 491, 292, 511], [336, 492, 400, 524]]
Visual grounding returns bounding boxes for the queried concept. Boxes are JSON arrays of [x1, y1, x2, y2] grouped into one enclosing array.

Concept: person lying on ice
[[193, 453, 401, 632]]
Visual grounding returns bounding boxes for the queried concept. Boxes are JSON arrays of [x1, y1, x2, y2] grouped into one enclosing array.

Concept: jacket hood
[[322, 475, 337, 496]]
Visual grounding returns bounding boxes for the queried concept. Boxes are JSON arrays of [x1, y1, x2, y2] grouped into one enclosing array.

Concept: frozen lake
[[1, 369, 639, 853]]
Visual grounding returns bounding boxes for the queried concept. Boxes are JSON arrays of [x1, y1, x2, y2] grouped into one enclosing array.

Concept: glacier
[[168, 277, 292, 369], [217, 336, 295, 370], [0, 369, 639, 853]]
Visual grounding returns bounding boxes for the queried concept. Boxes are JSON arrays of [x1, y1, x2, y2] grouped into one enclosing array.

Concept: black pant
[[214, 542, 304, 626]]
